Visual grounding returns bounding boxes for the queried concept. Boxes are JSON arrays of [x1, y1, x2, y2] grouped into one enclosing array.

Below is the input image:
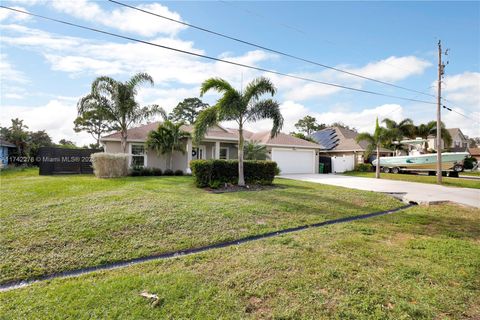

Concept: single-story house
[[310, 126, 393, 172], [0, 139, 16, 168], [100, 122, 322, 174]]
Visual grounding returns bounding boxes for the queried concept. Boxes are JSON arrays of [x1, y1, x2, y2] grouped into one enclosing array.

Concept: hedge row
[[190, 160, 278, 188]]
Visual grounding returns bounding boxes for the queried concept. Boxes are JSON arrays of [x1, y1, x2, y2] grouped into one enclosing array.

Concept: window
[[131, 144, 146, 167], [219, 147, 229, 160]]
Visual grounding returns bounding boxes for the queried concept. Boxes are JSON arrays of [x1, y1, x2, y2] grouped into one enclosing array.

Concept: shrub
[[151, 168, 163, 176], [464, 156, 477, 170], [190, 159, 278, 187], [174, 169, 184, 176], [164, 169, 174, 176], [91, 153, 128, 178], [355, 163, 373, 172]]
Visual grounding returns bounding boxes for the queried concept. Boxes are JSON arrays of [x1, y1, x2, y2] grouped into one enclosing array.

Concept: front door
[[192, 145, 206, 160]]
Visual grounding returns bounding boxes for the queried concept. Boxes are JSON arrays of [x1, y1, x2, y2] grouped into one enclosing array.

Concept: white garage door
[[271, 148, 315, 174]]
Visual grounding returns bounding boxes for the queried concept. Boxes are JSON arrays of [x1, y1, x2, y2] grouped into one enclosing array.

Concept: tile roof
[[101, 122, 321, 148]]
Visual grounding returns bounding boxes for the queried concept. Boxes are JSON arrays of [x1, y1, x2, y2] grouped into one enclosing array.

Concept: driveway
[[281, 174, 480, 208]]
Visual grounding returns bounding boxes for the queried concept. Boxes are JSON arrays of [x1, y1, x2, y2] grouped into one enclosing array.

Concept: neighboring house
[[469, 147, 480, 162], [0, 139, 16, 168], [100, 122, 322, 174], [427, 128, 468, 152], [310, 127, 393, 171]]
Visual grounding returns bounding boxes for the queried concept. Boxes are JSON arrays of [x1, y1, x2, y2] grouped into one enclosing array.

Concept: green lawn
[[344, 171, 480, 189], [0, 168, 402, 285], [461, 171, 480, 177], [1, 203, 478, 319]]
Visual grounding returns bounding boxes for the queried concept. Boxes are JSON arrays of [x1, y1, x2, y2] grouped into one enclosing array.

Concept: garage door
[[271, 148, 315, 174]]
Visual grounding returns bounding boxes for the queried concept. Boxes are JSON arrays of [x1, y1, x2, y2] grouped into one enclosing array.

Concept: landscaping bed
[[0, 168, 401, 284]]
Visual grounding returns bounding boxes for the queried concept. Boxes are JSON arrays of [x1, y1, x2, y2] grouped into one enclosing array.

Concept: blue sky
[[1, 0, 479, 145]]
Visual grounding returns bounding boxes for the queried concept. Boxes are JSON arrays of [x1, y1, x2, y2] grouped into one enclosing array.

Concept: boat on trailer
[[372, 139, 468, 175]]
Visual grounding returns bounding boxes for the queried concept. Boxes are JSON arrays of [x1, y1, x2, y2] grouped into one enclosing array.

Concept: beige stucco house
[[100, 122, 322, 174]]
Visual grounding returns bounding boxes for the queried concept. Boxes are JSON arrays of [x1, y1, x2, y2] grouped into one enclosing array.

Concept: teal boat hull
[[372, 152, 468, 171]]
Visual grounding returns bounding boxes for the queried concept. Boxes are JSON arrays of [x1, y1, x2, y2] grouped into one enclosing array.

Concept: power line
[[0, 6, 438, 106], [443, 105, 480, 124], [108, 0, 438, 100]]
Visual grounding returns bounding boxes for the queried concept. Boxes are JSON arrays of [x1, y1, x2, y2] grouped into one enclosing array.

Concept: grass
[[344, 171, 480, 189], [0, 167, 402, 284], [1, 203, 479, 319], [461, 171, 480, 177]]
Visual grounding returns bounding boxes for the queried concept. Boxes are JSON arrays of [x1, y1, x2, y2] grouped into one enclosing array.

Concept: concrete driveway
[[281, 174, 480, 208]]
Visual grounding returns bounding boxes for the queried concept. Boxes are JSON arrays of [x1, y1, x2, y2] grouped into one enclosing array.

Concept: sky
[[1, 0, 479, 146]]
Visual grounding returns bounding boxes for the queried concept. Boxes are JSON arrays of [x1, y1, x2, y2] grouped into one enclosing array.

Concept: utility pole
[[436, 40, 445, 184]]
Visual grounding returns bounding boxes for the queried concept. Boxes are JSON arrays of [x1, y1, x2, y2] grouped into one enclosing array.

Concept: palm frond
[[242, 77, 276, 105], [248, 99, 284, 138], [127, 72, 154, 90], [200, 78, 237, 97], [193, 106, 219, 145]]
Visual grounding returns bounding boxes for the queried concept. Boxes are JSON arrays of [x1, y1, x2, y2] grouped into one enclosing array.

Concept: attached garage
[[271, 148, 316, 174]]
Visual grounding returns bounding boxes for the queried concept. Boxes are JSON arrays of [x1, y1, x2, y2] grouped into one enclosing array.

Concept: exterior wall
[[101, 139, 319, 173], [103, 141, 123, 154], [0, 147, 8, 166]]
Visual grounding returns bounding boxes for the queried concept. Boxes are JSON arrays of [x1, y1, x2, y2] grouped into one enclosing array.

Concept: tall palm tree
[[414, 121, 452, 152], [356, 118, 393, 179], [244, 140, 267, 160], [146, 121, 190, 170], [382, 118, 414, 155], [78, 72, 162, 153], [194, 77, 283, 186]]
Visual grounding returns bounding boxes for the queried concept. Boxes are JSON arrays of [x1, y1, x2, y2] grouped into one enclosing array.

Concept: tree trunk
[[375, 145, 381, 179], [121, 130, 127, 153], [238, 121, 245, 187]]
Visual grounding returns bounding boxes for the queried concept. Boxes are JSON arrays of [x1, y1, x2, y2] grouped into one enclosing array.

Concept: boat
[[372, 138, 468, 174]]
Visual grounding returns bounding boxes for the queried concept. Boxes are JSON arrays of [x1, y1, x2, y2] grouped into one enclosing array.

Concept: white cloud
[[346, 56, 432, 82], [0, 53, 28, 83], [0, 6, 32, 22], [0, 99, 94, 146], [275, 56, 432, 101], [442, 71, 480, 108], [49, 0, 186, 37], [230, 101, 404, 135]]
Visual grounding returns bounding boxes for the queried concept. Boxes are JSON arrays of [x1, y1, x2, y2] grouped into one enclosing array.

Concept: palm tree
[[382, 118, 414, 155], [414, 121, 452, 152], [356, 118, 393, 179], [244, 141, 267, 160], [194, 77, 283, 186], [78, 72, 162, 153], [146, 121, 190, 170]]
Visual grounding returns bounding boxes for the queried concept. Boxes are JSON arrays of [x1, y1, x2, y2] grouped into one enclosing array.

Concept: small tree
[[356, 118, 393, 179], [146, 120, 190, 170], [294, 115, 325, 136], [170, 98, 209, 124], [244, 141, 267, 160], [74, 108, 113, 149], [194, 77, 283, 186], [2, 118, 29, 157]]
